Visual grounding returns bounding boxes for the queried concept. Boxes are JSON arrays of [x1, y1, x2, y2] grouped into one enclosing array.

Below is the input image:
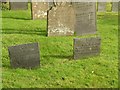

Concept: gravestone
[[73, 2, 97, 35], [47, 2, 75, 36], [8, 43, 40, 69], [0, 1, 1, 10], [98, 2, 106, 12], [10, 2, 28, 10], [112, 2, 118, 12], [74, 37, 101, 60], [49, 1, 54, 8], [31, 2, 49, 20]]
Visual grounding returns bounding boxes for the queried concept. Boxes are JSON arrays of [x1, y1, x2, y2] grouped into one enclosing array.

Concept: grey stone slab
[[10, 2, 28, 10], [47, 2, 75, 36], [73, 2, 97, 35], [74, 37, 101, 60], [97, 2, 106, 12], [8, 43, 40, 69], [31, 2, 49, 20], [48, 1, 54, 8], [112, 2, 118, 12]]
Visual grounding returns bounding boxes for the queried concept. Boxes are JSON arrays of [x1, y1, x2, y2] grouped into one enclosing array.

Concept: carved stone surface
[[48, 1, 54, 8], [8, 43, 40, 69], [10, 2, 28, 10], [97, 2, 106, 12], [31, 2, 49, 20], [73, 2, 97, 35], [47, 2, 75, 36], [112, 2, 118, 12], [74, 37, 101, 60]]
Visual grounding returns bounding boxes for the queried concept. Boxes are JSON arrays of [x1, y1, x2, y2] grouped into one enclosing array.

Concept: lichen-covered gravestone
[[112, 2, 118, 12], [31, 2, 49, 20], [97, 2, 106, 12], [73, 2, 97, 35], [74, 37, 101, 60], [47, 2, 75, 36], [9, 2, 28, 10], [8, 43, 40, 69]]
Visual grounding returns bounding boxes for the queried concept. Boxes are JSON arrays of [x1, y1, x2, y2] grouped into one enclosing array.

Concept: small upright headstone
[[31, 2, 49, 20], [97, 2, 106, 12], [0, 1, 2, 10], [47, 2, 75, 36], [10, 2, 28, 10], [73, 37, 101, 60], [48, 1, 54, 8], [8, 43, 40, 69], [73, 2, 97, 35], [112, 2, 118, 12]]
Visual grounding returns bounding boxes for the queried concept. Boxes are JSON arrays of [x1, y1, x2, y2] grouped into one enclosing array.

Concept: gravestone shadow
[[2, 28, 47, 36], [2, 17, 31, 20], [42, 55, 73, 60]]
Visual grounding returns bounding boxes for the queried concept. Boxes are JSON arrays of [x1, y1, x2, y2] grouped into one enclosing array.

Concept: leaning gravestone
[[47, 2, 75, 36], [73, 2, 97, 35], [112, 2, 118, 12], [31, 2, 49, 20], [74, 37, 101, 60], [97, 2, 106, 12], [8, 43, 40, 69], [9, 2, 28, 10]]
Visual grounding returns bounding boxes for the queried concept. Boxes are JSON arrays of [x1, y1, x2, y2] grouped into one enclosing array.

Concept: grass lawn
[[1, 8, 118, 88]]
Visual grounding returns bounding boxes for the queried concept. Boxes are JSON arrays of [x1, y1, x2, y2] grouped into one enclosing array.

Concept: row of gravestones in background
[[5, 2, 102, 69], [1, 2, 119, 12]]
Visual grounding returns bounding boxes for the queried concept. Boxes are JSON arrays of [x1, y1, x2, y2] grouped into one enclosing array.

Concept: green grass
[[1, 9, 118, 88]]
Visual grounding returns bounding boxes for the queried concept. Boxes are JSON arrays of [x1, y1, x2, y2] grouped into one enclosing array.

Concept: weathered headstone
[[47, 2, 75, 36], [8, 43, 40, 69], [0, 1, 1, 10], [73, 37, 101, 60], [112, 2, 118, 12], [31, 2, 49, 20], [73, 2, 97, 35], [97, 2, 106, 12], [48, 1, 54, 8], [10, 2, 28, 10]]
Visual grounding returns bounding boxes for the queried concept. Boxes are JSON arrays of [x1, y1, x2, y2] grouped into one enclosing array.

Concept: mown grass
[[1, 9, 118, 88]]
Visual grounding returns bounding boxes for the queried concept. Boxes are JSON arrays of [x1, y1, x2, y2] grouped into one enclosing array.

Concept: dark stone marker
[[31, 2, 49, 20], [97, 2, 106, 12], [10, 2, 28, 10], [0, 1, 1, 10], [47, 2, 75, 36], [112, 2, 118, 12], [73, 2, 97, 35], [8, 43, 40, 69], [74, 37, 101, 60]]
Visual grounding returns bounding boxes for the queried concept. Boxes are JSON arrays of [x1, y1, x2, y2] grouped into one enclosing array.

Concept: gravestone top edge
[[8, 42, 39, 48]]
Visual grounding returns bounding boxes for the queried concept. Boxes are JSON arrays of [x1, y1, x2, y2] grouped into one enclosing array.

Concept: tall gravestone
[[74, 37, 101, 60], [73, 2, 97, 35], [47, 2, 75, 36], [10, 2, 28, 10], [112, 2, 118, 12], [31, 2, 49, 20], [8, 43, 40, 69], [97, 2, 106, 12]]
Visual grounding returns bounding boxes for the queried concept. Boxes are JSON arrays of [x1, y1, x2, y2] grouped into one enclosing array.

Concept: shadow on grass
[[2, 28, 47, 36], [2, 17, 31, 20], [42, 55, 73, 60]]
